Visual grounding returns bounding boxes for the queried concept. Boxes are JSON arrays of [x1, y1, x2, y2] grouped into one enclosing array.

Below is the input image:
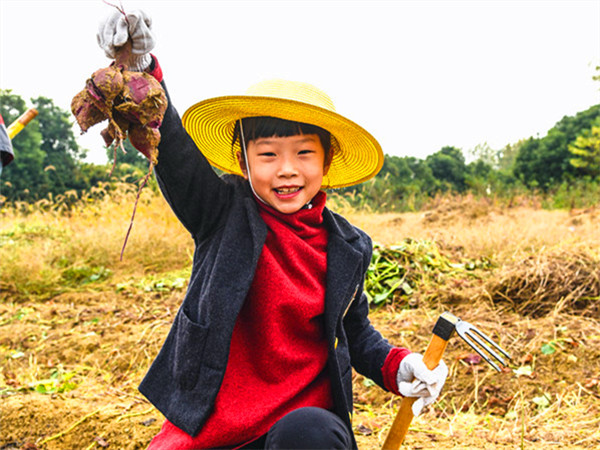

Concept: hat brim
[[181, 95, 383, 189]]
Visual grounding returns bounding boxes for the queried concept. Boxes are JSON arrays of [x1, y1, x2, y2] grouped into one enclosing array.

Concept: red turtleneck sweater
[[149, 191, 333, 449]]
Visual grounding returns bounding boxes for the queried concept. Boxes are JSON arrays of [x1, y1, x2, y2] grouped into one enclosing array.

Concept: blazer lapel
[[323, 213, 363, 341], [244, 196, 268, 261]]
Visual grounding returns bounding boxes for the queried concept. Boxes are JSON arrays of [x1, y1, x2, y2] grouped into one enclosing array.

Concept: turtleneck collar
[[254, 190, 327, 238]]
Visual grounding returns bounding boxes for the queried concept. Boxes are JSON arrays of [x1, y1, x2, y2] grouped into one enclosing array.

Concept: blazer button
[[334, 337, 339, 349]]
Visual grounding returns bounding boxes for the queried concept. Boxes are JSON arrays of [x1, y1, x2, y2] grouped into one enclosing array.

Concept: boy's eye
[[258, 152, 276, 157], [299, 150, 315, 155]]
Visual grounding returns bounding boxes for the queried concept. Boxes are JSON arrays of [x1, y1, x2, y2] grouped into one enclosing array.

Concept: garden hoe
[[382, 312, 511, 449]]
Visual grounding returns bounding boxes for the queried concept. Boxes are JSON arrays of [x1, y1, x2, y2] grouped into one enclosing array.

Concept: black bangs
[[232, 116, 331, 153]]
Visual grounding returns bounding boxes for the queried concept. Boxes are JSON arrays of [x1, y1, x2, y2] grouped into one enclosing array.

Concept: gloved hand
[[397, 353, 448, 416], [97, 9, 155, 71]]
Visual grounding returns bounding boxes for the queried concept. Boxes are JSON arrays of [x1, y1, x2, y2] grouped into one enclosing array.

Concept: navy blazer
[[138, 82, 394, 447]]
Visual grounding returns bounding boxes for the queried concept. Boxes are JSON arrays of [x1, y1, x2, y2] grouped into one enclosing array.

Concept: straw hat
[[181, 79, 384, 189]]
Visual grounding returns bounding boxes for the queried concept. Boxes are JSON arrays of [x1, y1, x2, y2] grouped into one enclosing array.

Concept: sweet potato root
[[71, 34, 168, 260]]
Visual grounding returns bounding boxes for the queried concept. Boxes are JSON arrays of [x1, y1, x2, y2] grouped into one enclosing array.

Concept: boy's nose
[[277, 157, 298, 177]]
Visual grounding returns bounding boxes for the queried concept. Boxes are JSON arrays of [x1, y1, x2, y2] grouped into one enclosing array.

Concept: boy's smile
[[239, 134, 330, 214]]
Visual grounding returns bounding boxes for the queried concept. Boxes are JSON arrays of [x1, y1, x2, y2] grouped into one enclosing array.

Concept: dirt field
[[1, 193, 599, 449]]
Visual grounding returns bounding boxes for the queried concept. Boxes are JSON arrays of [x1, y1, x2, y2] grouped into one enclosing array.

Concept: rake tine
[[462, 332, 505, 372], [457, 324, 509, 371], [469, 325, 512, 361]]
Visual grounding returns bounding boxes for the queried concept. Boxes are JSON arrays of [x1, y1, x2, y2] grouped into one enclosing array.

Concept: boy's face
[[238, 134, 330, 214]]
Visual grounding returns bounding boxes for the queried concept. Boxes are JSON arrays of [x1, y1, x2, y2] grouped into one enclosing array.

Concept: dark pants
[[240, 407, 353, 449]]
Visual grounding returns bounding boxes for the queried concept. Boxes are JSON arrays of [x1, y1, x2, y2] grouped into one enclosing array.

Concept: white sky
[[1, 0, 599, 165]]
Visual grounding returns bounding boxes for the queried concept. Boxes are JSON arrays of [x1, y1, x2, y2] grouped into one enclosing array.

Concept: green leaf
[[541, 343, 556, 355], [362, 378, 376, 387], [383, 277, 402, 288], [373, 292, 390, 304]]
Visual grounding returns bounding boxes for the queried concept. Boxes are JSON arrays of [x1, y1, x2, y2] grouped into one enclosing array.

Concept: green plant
[[364, 240, 492, 306]]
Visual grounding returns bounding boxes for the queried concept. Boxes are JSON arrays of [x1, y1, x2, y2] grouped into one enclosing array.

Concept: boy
[[97, 9, 448, 449]]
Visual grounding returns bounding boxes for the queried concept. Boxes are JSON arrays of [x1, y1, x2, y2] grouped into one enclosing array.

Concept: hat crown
[[244, 79, 336, 113]]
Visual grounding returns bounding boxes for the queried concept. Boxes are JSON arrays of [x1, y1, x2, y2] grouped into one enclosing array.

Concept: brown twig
[[108, 142, 118, 177], [120, 161, 155, 261], [102, 0, 129, 25], [115, 406, 155, 422], [38, 408, 103, 445]]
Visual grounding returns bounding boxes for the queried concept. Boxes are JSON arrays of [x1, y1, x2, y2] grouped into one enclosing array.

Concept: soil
[[1, 204, 599, 449], [2, 286, 599, 449]]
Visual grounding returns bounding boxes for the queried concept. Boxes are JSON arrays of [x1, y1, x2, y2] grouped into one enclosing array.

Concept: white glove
[[397, 353, 448, 416], [97, 9, 155, 71]]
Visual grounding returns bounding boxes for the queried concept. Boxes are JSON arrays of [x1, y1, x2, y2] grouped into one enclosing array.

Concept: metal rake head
[[455, 319, 511, 372]]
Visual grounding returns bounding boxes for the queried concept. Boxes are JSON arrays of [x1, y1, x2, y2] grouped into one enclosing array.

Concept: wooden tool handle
[[7, 108, 38, 139], [382, 334, 450, 450]]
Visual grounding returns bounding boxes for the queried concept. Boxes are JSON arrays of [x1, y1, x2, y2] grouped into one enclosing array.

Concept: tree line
[[340, 102, 600, 211], [1, 88, 599, 210], [0, 89, 150, 203]]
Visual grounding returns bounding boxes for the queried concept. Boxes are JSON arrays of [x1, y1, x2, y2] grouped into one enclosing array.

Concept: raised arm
[[153, 76, 233, 238], [96, 8, 233, 238]]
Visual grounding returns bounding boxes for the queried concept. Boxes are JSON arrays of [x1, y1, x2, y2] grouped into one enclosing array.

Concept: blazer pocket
[[172, 310, 210, 391]]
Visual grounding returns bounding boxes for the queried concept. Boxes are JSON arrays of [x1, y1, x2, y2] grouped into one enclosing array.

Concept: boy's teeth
[[276, 187, 300, 194]]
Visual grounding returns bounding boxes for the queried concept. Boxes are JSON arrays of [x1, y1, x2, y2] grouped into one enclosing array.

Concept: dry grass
[[1, 191, 599, 449], [0, 183, 192, 300], [486, 245, 599, 317], [345, 197, 599, 263], [353, 305, 600, 449]]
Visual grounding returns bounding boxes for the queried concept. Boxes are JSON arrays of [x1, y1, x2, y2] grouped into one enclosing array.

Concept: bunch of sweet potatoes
[[71, 41, 167, 166], [71, 39, 168, 259]]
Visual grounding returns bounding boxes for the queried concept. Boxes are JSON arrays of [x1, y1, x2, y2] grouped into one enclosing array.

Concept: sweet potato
[[71, 26, 168, 259], [71, 89, 106, 132], [71, 30, 167, 163], [115, 70, 167, 129], [128, 122, 160, 164], [87, 64, 124, 106]]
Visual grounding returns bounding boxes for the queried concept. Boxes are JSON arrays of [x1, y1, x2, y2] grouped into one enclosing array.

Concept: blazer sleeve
[[343, 288, 395, 389], [153, 79, 233, 239], [342, 233, 410, 392]]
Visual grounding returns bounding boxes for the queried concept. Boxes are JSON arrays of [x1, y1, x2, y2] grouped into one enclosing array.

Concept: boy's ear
[[236, 151, 249, 179]]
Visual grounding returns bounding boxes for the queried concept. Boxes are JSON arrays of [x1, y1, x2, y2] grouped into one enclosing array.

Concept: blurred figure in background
[[0, 113, 14, 176]]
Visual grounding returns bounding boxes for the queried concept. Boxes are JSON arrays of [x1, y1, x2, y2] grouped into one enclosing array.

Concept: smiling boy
[[235, 117, 332, 214], [96, 9, 448, 450]]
